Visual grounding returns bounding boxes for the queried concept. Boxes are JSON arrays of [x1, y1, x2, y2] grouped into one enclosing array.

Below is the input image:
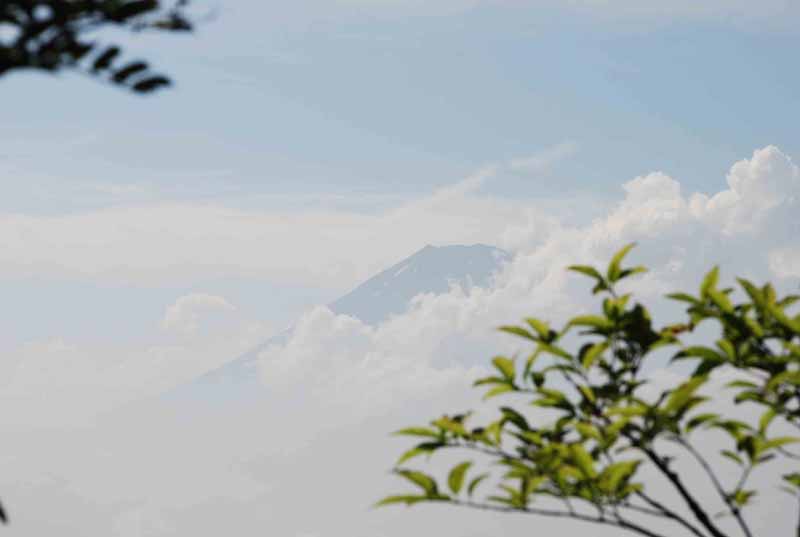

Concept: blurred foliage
[[0, 1, 193, 93], [380, 244, 800, 537]]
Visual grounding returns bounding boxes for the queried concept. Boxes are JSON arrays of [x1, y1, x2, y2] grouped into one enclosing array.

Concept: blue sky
[[1, 1, 798, 346]]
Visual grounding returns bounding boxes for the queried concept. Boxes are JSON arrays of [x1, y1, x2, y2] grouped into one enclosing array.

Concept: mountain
[[175, 244, 510, 399]]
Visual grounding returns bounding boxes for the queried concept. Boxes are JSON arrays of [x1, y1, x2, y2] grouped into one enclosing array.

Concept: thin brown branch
[[449, 499, 670, 537], [678, 439, 752, 537], [637, 445, 729, 537], [632, 491, 710, 537]]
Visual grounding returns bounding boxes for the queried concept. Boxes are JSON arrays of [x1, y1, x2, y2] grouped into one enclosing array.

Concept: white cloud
[[161, 293, 237, 336], [509, 141, 579, 175], [1, 146, 798, 537], [0, 169, 529, 290]]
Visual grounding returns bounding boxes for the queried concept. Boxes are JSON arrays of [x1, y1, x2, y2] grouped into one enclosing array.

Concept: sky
[[1, 1, 800, 536]]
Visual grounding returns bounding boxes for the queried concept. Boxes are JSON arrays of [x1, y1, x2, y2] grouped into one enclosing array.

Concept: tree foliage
[[379, 245, 800, 537], [0, 1, 193, 93]]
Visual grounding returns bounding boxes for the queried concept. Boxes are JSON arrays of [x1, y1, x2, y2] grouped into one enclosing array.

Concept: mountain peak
[[330, 243, 509, 325]]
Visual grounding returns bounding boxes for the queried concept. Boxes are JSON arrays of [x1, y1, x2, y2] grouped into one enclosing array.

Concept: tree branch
[[448, 500, 671, 537], [631, 491, 710, 537], [678, 439, 752, 537], [637, 445, 729, 537]]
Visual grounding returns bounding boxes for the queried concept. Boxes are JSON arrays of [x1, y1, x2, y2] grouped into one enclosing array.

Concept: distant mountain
[[175, 244, 509, 398]]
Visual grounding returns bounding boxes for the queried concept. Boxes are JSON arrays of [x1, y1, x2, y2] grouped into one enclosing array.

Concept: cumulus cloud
[[161, 293, 237, 336]]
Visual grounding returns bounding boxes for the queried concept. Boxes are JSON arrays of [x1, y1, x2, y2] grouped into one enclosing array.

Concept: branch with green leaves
[[378, 244, 800, 537], [0, 1, 194, 93]]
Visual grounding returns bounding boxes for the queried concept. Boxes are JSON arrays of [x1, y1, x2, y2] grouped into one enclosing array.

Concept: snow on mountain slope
[[176, 244, 509, 398]]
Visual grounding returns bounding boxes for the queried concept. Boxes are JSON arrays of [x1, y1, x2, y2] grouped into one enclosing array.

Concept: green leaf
[[581, 341, 609, 369], [538, 343, 573, 361], [763, 437, 800, 451], [394, 427, 440, 439], [716, 339, 736, 360], [665, 376, 708, 414], [700, 266, 720, 298], [758, 409, 777, 435], [396, 442, 444, 465], [491, 356, 517, 381], [447, 461, 473, 495], [570, 444, 597, 478], [499, 325, 538, 342], [673, 346, 724, 363], [607, 243, 636, 283], [569, 315, 612, 330], [568, 265, 604, 281], [525, 318, 551, 340], [396, 470, 439, 496], [686, 413, 718, 432], [666, 292, 700, 305], [732, 489, 756, 507], [467, 473, 490, 497], [603, 460, 641, 492], [721, 450, 744, 466], [783, 473, 800, 488], [374, 495, 428, 507], [484, 384, 515, 400], [576, 422, 602, 440]]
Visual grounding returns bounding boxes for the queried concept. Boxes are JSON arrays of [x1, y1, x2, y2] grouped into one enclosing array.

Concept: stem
[[637, 445, 729, 537], [449, 500, 670, 537], [633, 491, 710, 537], [678, 439, 752, 537]]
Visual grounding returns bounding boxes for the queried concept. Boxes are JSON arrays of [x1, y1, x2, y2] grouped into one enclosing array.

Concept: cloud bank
[[0, 146, 798, 537]]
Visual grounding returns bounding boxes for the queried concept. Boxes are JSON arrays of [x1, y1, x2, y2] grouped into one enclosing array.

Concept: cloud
[[0, 168, 529, 290], [508, 141, 579, 175], [1, 146, 798, 537], [161, 293, 237, 336]]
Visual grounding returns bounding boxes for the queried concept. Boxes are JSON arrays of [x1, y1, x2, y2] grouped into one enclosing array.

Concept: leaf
[[700, 266, 720, 298], [491, 356, 516, 381], [448, 461, 472, 494], [568, 265, 603, 281], [484, 384, 515, 400], [716, 339, 736, 360], [92, 46, 121, 71], [732, 489, 756, 507], [686, 413, 718, 432], [763, 437, 800, 451], [665, 376, 708, 414], [570, 444, 597, 478], [581, 341, 609, 369], [603, 460, 641, 492], [499, 325, 537, 342], [667, 292, 700, 305], [132, 76, 171, 93], [607, 243, 636, 283], [396, 442, 444, 466], [569, 315, 612, 330], [525, 318, 551, 340], [721, 450, 744, 466], [374, 495, 428, 507], [576, 422, 602, 440], [467, 473, 490, 497], [758, 409, 776, 435], [396, 470, 439, 496], [783, 473, 800, 488], [394, 427, 440, 439], [538, 343, 573, 361], [112, 61, 148, 83], [673, 346, 724, 363]]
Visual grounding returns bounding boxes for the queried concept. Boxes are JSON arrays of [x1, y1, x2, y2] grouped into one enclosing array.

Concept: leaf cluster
[[379, 244, 800, 537], [0, 1, 193, 93]]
